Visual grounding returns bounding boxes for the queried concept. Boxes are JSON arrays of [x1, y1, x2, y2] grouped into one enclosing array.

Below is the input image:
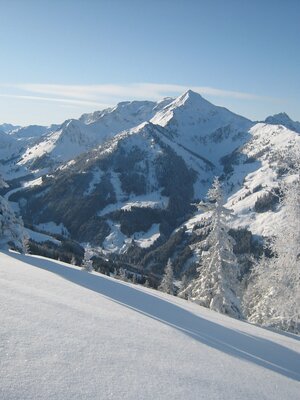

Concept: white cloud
[[0, 93, 110, 108], [0, 82, 272, 107]]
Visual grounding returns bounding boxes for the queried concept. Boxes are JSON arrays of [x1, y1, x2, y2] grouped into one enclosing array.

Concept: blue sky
[[0, 0, 299, 125]]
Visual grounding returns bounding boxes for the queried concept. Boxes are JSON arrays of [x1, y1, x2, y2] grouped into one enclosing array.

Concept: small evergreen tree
[[178, 274, 192, 299], [182, 177, 241, 318], [22, 234, 30, 254], [158, 258, 174, 295], [0, 176, 27, 253], [81, 245, 94, 272], [144, 279, 150, 288], [119, 267, 128, 282], [244, 175, 300, 332]]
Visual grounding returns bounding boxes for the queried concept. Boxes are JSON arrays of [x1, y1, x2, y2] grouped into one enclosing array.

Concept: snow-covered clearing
[[22, 177, 43, 188], [101, 221, 160, 253], [0, 251, 299, 400], [101, 221, 129, 253], [98, 191, 168, 217], [24, 228, 61, 245], [133, 223, 160, 248], [35, 221, 69, 236]]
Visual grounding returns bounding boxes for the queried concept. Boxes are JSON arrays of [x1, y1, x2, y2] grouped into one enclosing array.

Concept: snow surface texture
[[1, 251, 299, 400]]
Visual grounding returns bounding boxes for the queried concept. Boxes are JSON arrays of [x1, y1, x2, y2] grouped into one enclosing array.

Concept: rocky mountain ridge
[[1, 90, 299, 280]]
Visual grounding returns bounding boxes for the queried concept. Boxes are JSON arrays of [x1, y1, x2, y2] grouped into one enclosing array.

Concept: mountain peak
[[168, 89, 216, 113], [178, 89, 205, 103], [265, 112, 300, 133], [150, 89, 251, 166], [183, 89, 202, 97]]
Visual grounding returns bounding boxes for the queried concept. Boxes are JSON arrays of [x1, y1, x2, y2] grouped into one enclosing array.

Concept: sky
[[0, 0, 299, 126]]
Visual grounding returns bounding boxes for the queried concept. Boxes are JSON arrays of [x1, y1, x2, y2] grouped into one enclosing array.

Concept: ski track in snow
[[0, 251, 299, 400]]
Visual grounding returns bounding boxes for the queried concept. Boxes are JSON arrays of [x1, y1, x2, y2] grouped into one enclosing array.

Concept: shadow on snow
[[12, 252, 300, 382]]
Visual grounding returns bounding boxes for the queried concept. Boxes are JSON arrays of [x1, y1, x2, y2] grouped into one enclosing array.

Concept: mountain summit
[[151, 89, 252, 164]]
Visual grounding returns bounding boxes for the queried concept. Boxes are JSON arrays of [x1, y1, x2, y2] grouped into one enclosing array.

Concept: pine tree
[[144, 279, 150, 288], [242, 255, 273, 325], [183, 177, 241, 318], [244, 176, 300, 332], [158, 258, 174, 295], [81, 245, 94, 272], [178, 274, 192, 299], [22, 235, 30, 254], [0, 176, 27, 253], [119, 267, 128, 281]]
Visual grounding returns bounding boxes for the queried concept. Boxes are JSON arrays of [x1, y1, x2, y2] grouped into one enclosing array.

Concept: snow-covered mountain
[[79, 97, 172, 125], [0, 123, 20, 133], [0, 129, 23, 161], [265, 112, 300, 134], [18, 98, 174, 169], [2, 90, 300, 277], [11, 122, 196, 256], [1, 250, 299, 400], [8, 124, 59, 141], [18, 119, 99, 168], [151, 90, 252, 165], [185, 122, 300, 239], [0, 124, 59, 173]]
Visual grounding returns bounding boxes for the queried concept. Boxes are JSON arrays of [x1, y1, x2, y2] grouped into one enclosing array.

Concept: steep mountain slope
[[143, 117, 300, 277], [0, 130, 23, 161], [18, 98, 173, 169], [182, 121, 300, 278], [19, 119, 99, 168], [1, 251, 299, 400], [0, 124, 59, 181], [2, 90, 300, 278], [11, 122, 197, 253], [151, 90, 252, 166], [227, 123, 300, 236]]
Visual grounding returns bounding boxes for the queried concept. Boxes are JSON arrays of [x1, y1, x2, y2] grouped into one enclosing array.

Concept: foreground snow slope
[[1, 252, 299, 400]]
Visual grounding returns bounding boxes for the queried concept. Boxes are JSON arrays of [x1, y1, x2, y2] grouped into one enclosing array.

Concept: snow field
[[0, 251, 299, 400]]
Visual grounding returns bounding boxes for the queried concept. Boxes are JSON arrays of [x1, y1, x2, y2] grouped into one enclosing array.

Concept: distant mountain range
[[265, 112, 300, 134], [1, 90, 299, 279]]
